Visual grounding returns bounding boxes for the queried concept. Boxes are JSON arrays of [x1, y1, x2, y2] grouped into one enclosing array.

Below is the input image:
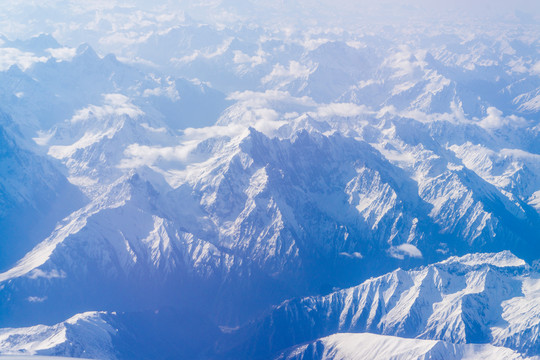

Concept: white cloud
[[27, 269, 66, 280], [253, 118, 288, 135], [390, 102, 527, 131], [301, 37, 331, 51], [99, 31, 154, 48], [313, 103, 371, 118], [220, 90, 313, 134], [477, 107, 528, 130], [500, 148, 540, 161], [508, 58, 529, 74], [227, 89, 316, 107], [119, 125, 236, 170], [119, 118, 287, 171], [529, 190, 540, 212], [142, 84, 180, 101], [384, 46, 425, 78], [531, 61, 540, 76], [233, 49, 266, 67], [27, 296, 47, 303], [71, 94, 144, 124], [46, 47, 76, 61], [140, 122, 167, 133], [346, 40, 367, 49], [171, 37, 233, 64], [182, 124, 246, 140], [48, 94, 145, 159], [119, 142, 198, 169], [389, 243, 423, 259], [261, 61, 314, 86], [339, 251, 363, 259], [0, 47, 48, 71]]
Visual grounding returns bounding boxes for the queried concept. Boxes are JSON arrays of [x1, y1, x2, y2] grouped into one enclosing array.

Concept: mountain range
[[0, 14, 539, 360]]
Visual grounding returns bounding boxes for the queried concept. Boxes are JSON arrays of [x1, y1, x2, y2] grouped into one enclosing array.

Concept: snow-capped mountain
[[229, 251, 540, 359], [3, 118, 538, 329], [276, 333, 532, 360], [5, 318, 534, 360], [3, 252, 540, 360], [0, 3, 539, 359], [0, 37, 229, 149], [0, 114, 84, 272], [0, 309, 220, 360]]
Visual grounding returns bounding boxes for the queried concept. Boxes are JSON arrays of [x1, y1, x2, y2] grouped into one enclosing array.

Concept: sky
[[0, 0, 539, 56], [1, 0, 540, 34], [187, 0, 540, 26]]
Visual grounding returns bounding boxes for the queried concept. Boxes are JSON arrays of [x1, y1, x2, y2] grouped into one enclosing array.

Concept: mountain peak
[[75, 43, 100, 61], [3, 33, 61, 55]]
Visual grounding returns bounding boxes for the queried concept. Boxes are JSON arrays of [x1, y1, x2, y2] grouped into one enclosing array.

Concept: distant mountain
[[0, 40, 229, 137]]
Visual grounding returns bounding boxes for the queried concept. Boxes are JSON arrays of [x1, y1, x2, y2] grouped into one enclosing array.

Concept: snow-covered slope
[[276, 333, 533, 360], [232, 251, 540, 358], [0, 309, 220, 360], [0, 114, 85, 272], [5, 252, 539, 360], [0, 171, 252, 326], [7, 322, 532, 360], [0, 312, 116, 359], [1, 117, 539, 327]]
